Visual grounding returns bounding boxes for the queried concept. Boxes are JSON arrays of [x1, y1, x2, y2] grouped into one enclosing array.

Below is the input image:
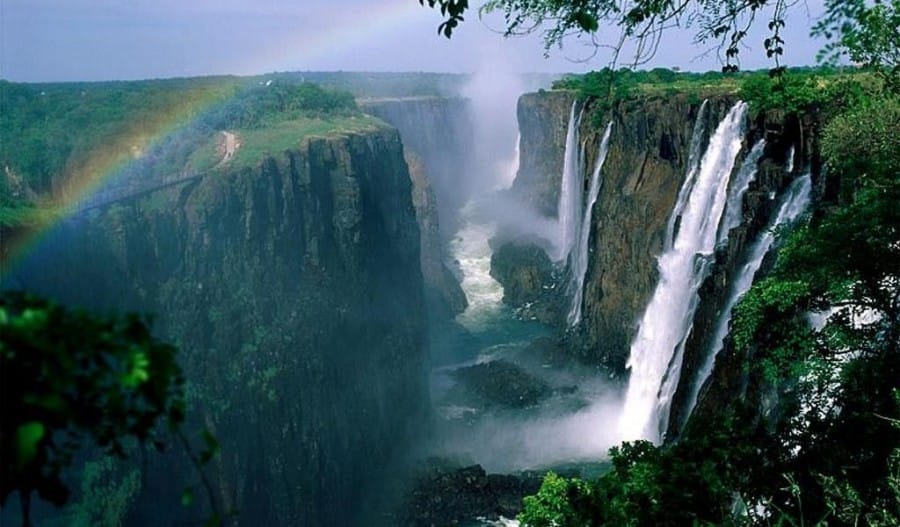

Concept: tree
[[0, 292, 186, 526], [421, 0, 900, 75], [814, 0, 900, 85]]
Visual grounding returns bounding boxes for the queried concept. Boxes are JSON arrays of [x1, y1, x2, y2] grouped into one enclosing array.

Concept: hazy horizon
[[3, 0, 829, 83]]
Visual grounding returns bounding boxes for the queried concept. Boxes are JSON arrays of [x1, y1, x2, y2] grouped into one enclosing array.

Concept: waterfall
[[682, 175, 812, 421], [718, 139, 766, 243], [502, 132, 521, 191], [555, 101, 584, 262], [567, 121, 613, 326], [665, 100, 709, 249], [619, 101, 749, 443], [786, 145, 795, 174]]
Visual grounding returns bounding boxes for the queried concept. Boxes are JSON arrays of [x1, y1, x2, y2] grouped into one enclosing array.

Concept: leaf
[[181, 487, 194, 506], [16, 421, 46, 468]]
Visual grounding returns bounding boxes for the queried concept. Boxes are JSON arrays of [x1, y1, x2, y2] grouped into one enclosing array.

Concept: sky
[[1, 0, 829, 82]]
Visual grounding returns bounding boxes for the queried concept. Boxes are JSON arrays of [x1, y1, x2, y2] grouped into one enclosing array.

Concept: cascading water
[[619, 101, 749, 443], [555, 101, 584, 262], [665, 100, 709, 248], [682, 175, 813, 421], [719, 139, 766, 243], [567, 121, 613, 326]]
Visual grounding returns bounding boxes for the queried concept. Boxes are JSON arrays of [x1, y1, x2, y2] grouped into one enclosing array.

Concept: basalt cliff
[[6, 125, 429, 526]]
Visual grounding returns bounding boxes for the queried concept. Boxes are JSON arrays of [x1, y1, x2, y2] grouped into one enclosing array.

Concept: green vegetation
[[516, 86, 900, 526], [194, 114, 386, 171], [0, 78, 362, 227], [0, 292, 187, 524], [551, 66, 884, 121], [426, 0, 900, 80]]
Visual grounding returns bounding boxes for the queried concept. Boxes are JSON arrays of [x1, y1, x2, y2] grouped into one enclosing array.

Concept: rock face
[[510, 90, 577, 217], [7, 126, 429, 526], [487, 91, 575, 325], [501, 90, 819, 439], [504, 93, 737, 367], [362, 97, 472, 320], [361, 97, 474, 235], [404, 464, 543, 526], [406, 151, 468, 318], [575, 97, 736, 368]]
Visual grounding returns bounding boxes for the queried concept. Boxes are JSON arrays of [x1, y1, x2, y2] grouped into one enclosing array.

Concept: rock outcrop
[[361, 97, 474, 235], [7, 125, 429, 526], [510, 90, 577, 217], [406, 151, 468, 319]]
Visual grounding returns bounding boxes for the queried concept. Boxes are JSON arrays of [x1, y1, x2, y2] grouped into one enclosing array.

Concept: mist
[[424, 61, 626, 478], [433, 373, 626, 473]]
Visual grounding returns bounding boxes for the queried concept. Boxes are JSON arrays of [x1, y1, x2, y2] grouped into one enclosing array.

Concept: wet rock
[[403, 463, 543, 526], [407, 150, 468, 319], [451, 359, 553, 409], [490, 239, 564, 326]]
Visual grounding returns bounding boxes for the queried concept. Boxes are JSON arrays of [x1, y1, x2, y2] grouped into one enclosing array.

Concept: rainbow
[[0, 0, 440, 273]]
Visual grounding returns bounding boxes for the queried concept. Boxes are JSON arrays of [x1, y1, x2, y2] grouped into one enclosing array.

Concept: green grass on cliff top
[[188, 114, 388, 171]]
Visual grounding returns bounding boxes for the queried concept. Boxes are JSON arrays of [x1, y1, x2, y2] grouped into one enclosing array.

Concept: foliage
[[519, 472, 596, 527], [814, 0, 900, 88], [0, 292, 185, 522], [0, 78, 359, 219], [418, 0, 469, 38], [62, 457, 141, 527], [821, 94, 900, 194], [425, 0, 900, 80]]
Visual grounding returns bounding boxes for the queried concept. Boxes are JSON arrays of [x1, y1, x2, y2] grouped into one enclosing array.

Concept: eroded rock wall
[[7, 127, 428, 526]]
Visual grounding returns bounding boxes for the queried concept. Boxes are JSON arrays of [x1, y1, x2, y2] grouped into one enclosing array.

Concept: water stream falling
[[665, 100, 709, 249], [619, 101, 749, 442], [568, 121, 613, 326], [682, 175, 812, 422], [719, 139, 766, 243], [555, 101, 584, 262]]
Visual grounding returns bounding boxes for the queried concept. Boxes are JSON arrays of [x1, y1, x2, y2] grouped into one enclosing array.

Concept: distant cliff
[[7, 124, 429, 526]]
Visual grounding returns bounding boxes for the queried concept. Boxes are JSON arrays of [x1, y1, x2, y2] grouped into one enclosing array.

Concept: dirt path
[[216, 131, 240, 167]]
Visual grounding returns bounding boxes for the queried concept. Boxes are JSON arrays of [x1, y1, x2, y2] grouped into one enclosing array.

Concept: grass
[[0, 204, 65, 228], [190, 114, 388, 170]]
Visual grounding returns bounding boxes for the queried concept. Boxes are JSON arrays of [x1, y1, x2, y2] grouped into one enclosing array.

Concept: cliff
[[361, 97, 474, 234], [406, 151, 468, 319], [361, 97, 471, 319], [574, 97, 737, 368], [510, 90, 577, 217], [496, 90, 819, 441], [6, 124, 429, 526]]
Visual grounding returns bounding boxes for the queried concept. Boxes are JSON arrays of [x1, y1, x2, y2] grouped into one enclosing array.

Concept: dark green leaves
[[418, 0, 469, 38], [0, 292, 186, 512]]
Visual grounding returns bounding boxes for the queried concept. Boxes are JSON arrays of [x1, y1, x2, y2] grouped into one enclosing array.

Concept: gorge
[[1, 67, 887, 527]]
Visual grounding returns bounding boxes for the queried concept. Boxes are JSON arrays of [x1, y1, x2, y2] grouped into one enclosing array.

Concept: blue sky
[[1, 0, 828, 82]]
